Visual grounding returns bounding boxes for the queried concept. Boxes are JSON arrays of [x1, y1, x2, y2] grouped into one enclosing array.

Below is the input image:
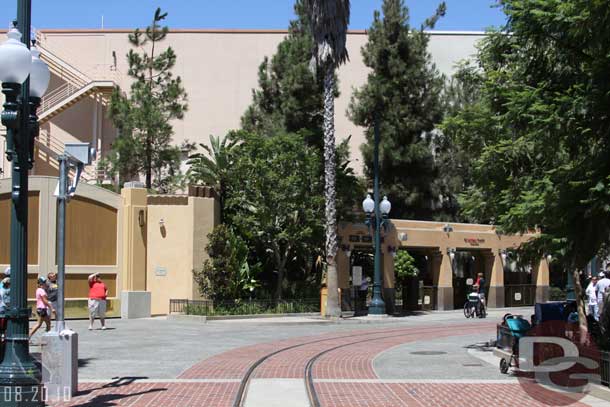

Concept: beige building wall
[[146, 193, 219, 315], [1, 29, 485, 179]]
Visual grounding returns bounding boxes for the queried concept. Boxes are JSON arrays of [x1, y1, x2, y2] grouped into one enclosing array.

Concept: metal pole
[[369, 114, 385, 315], [0, 0, 43, 404], [566, 269, 576, 301], [56, 156, 68, 331]]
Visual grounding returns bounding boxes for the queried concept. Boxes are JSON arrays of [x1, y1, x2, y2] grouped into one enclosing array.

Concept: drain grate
[[462, 363, 483, 367], [409, 351, 448, 356]]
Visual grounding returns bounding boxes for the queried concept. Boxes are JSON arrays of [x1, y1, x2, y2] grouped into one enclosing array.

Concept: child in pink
[[29, 276, 54, 338]]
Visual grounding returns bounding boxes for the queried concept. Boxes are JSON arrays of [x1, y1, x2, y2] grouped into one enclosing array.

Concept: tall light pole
[[362, 115, 391, 315], [0, 1, 50, 403]]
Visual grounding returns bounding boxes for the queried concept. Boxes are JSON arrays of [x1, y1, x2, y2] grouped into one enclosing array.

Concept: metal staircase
[[32, 33, 118, 183]]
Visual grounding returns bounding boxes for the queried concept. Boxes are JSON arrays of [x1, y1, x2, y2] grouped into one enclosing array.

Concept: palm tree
[[187, 135, 235, 222], [305, 0, 350, 318]]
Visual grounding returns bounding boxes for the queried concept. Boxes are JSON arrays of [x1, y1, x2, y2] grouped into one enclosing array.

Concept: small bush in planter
[[394, 250, 419, 310]]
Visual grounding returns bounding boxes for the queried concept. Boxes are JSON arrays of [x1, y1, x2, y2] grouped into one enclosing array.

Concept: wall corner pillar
[[435, 250, 454, 310], [534, 258, 550, 303], [486, 251, 505, 308], [120, 183, 150, 319]]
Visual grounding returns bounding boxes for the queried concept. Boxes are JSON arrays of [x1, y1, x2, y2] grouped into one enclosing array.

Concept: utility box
[[42, 330, 78, 402], [65, 142, 94, 165]]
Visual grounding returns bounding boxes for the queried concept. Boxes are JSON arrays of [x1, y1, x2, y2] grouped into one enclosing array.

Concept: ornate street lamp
[[362, 193, 391, 315], [0, 9, 50, 405]]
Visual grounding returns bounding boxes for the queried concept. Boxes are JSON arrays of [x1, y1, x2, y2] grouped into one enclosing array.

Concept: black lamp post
[[362, 116, 391, 315], [0, 1, 50, 404]]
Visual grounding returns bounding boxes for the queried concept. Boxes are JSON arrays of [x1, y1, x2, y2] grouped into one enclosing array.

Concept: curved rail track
[[232, 322, 494, 407]]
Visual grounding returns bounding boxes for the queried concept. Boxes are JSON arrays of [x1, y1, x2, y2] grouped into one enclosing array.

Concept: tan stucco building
[[1, 29, 484, 180], [337, 220, 549, 311]]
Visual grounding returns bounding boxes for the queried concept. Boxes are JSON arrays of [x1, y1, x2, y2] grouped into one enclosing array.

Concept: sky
[[0, 1, 506, 32]]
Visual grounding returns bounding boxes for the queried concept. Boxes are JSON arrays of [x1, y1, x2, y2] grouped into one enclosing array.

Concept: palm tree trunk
[[323, 63, 341, 318]]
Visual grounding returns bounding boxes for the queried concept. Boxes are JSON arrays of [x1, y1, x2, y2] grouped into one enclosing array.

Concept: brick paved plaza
[[29, 308, 608, 406]]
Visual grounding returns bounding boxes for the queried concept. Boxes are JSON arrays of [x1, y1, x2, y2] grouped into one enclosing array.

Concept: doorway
[[345, 247, 374, 314], [452, 250, 486, 309]]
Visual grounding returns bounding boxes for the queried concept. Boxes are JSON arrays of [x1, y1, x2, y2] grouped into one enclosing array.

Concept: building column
[[337, 248, 350, 290], [533, 258, 550, 303], [486, 251, 505, 308], [382, 250, 395, 314], [335, 248, 349, 311], [435, 250, 454, 310], [120, 183, 150, 318]]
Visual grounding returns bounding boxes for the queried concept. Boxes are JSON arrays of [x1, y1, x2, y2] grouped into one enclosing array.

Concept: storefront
[[337, 220, 549, 311]]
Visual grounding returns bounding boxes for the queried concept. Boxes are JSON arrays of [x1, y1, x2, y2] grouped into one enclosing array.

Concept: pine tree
[[349, 0, 446, 220], [108, 8, 188, 190], [241, 0, 331, 149]]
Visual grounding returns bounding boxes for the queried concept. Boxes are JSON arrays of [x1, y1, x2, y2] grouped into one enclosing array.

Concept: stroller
[[496, 313, 532, 374]]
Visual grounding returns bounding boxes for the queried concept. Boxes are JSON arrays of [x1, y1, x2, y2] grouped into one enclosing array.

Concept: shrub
[[549, 286, 566, 301]]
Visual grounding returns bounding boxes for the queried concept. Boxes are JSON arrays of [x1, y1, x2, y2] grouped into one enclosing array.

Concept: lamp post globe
[[0, 26, 32, 84], [29, 44, 50, 98], [362, 194, 374, 214], [380, 196, 391, 216]]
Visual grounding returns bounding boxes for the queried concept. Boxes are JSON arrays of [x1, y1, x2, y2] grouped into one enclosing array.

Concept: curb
[[206, 312, 320, 321], [586, 383, 610, 402], [167, 314, 207, 323], [166, 313, 322, 323]]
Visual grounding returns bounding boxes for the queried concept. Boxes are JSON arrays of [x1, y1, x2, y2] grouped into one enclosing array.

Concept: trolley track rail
[[232, 322, 494, 407]]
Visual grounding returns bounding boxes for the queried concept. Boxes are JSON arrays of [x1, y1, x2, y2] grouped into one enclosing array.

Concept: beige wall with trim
[[145, 194, 219, 315]]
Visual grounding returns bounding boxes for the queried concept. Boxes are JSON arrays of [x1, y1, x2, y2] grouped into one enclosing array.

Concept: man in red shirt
[[88, 273, 108, 330]]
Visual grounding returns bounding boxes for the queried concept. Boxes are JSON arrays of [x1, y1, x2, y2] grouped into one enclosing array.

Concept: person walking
[[0, 274, 10, 343], [46, 272, 58, 320], [597, 271, 610, 318], [29, 276, 54, 338], [88, 272, 108, 330], [586, 276, 599, 321]]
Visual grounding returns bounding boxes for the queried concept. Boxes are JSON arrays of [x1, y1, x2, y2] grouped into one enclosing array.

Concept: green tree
[[448, 0, 610, 336], [305, 0, 350, 318], [435, 61, 485, 220], [193, 224, 254, 302], [241, 1, 327, 147], [241, 0, 363, 222], [225, 132, 324, 300], [187, 134, 236, 222], [108, 8, 188, 190], [349, 0, 446, 220]]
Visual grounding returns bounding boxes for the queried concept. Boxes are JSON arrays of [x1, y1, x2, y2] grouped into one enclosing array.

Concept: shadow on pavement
[[464, 341, 495, 352], [73, 376, 151, 398], [103, 376, 149, 388], [69, 388, 166, 407], [78, 357, 96, 367]]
